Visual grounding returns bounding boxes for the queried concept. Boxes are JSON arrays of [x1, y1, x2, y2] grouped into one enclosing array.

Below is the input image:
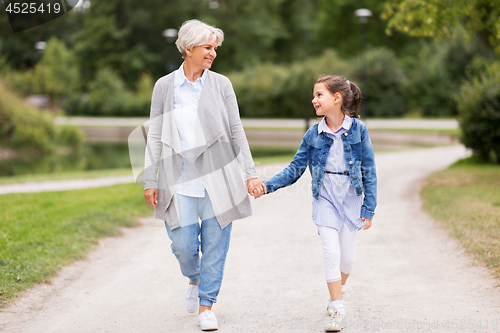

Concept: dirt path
[[1, 145, 499, 333]]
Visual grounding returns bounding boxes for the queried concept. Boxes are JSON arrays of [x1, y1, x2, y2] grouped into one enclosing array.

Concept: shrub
[[0, 81, 84, 155], [351, 48, 407, 118], [228, 50, 351, 118], [63, 68, 151, 117], [459, 61, 500, 164]]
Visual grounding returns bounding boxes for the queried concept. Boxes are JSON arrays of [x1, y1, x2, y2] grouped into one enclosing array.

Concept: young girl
[[250, 75, 377, 332]]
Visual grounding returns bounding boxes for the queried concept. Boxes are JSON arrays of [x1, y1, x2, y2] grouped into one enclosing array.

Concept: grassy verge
[[0, 168, 132, 185], [421, 156, 500, 277], [0, 183, 152, 307]]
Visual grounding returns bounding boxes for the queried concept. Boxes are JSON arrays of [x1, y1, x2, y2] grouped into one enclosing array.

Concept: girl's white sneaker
[[324, 309, 346, 332], [198, 310, 218, 331]]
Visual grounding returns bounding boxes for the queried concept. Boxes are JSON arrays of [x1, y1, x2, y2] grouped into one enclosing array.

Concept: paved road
[[55, 116, 459, 130], [2, 145, 500, 333]]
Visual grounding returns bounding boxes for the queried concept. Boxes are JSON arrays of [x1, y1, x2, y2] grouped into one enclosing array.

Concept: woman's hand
[[144, 188, 158, 208], [246, 178, 266, 199], [361, 217, 372, 230]]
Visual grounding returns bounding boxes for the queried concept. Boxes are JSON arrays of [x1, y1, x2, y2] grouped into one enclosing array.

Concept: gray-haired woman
[[143, 19, 265, 331]]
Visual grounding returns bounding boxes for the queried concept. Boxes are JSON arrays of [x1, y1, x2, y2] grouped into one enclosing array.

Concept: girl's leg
[[339, 223, 358, 287], [317, 225, 342, 301]]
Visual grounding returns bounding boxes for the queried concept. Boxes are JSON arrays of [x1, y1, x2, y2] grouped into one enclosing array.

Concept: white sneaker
[[324, 309, 346, 332], [183, 284, 198, 313], [198, 309, 218, 331]]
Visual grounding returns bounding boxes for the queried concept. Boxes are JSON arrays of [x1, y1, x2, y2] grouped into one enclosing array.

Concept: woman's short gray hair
[[175, 20, 224, 59]]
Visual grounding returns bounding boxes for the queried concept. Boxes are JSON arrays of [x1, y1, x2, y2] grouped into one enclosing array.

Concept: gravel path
[[1, 145, 500, 333]]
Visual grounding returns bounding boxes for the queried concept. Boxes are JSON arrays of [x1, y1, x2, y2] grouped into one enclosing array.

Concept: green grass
[[0, 183, 152, 307], [0, 168, 132, 185], [421, 156, 500, 277]]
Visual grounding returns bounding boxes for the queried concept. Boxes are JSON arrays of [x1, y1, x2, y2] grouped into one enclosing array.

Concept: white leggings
[[317, 225, 358, 283]]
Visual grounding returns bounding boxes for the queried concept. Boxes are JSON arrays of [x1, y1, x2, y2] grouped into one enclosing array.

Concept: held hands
[[246, 178, 267, 199], [361, 217, 372, 230]]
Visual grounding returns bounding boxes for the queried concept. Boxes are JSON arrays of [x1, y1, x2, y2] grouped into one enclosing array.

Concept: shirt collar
[[318, 114, 352, 135], [175, 62, 207, 87]]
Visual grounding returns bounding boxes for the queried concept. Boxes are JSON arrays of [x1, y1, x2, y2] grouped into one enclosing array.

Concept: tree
[[382, 0, 500, 54]]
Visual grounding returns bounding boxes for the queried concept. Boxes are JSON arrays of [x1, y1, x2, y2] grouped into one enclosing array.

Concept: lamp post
[[162, 29, 178, 73], [354, 8, 372, 119], [35, 41, 47, 95]]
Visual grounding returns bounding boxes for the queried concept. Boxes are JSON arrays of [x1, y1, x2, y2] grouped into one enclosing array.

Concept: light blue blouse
[[173, 63, 207, 197]]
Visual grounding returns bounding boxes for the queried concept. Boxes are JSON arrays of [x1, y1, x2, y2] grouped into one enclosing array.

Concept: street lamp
[[354, 8, 372, 119], [162, 29, 178, 73], [35, 41, 47, 95]]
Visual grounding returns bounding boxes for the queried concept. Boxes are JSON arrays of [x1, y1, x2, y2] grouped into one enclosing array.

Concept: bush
[[401, 33, 488, 117], [228, 50, 351, 118], [63, 68, 151, 117], [351, 48, 407, 118], [0, 81, 84, 155], [459, 61, 500, 164]]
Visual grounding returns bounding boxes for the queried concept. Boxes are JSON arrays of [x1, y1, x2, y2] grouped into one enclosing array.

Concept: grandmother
[[143, 19, 264, 331]]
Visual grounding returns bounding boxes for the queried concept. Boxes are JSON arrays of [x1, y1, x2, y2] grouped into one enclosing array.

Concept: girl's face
[[312, 83, 342, 116], [187, 37, 218, 70]]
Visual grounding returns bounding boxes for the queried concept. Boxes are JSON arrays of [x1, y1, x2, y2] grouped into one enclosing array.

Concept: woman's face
[[186, 37, 218, 70], [312, 83, 341, 116]]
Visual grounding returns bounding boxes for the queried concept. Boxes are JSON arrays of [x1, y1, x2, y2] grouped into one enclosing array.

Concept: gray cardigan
[[144, 70, 257, 230]]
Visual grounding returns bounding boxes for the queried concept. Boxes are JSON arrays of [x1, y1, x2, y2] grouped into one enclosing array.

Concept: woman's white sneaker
[[198, 310, 218, 331], [184, 284, 198, 313]]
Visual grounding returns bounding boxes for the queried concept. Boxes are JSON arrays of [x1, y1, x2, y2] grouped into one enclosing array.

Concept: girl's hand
[[361, 217, 372, 230]]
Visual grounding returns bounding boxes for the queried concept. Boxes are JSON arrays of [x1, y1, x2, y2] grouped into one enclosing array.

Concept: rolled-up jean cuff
[[200, 298, 213, 307], [190, 278, 200, 285]]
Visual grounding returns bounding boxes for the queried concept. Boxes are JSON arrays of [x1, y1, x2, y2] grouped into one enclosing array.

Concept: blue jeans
[[164, 191, 232, 308]]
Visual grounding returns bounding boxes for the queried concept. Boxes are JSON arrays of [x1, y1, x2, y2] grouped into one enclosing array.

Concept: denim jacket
[[263, 118, 377, 219]]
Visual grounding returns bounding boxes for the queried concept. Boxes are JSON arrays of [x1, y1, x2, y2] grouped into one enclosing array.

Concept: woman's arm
[[360, 125, 377, 219], [144, 79, 165, 191], [224, 79, 258, 181]]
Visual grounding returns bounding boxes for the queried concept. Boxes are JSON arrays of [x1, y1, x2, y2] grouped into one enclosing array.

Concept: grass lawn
[[0, 183, 152, 307], [421, 156, 500, 277]]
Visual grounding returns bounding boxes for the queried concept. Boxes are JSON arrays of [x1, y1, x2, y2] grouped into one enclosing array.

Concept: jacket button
[[353, 175, 357, 179], [349, 160, 353, 165], [346, 146, 350, 151], [358, 189, 362, 194], [344, 133, 348, 136]]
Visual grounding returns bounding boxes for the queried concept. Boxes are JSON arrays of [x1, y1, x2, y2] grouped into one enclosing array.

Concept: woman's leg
[[197, 190, 232, 312], [164, 194, 201, 284]]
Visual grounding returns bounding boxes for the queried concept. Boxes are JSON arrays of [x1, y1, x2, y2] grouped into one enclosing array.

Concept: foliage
[[351, 47, 407, 118], [458, 61, 500, 164], [63, 68, 151, 117], [228, 50, 351, 118], [383, 0, 500, 54], [229, 48, 411, 118], [399, 32, 489, 117], [0, 81, 83, 154]]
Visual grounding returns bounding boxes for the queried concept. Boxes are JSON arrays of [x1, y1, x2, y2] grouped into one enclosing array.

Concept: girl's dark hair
[[315, 75, 362, 119]]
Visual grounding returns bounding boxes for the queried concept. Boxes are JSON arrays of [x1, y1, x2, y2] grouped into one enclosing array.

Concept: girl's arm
[[263, 132, 309, 194], [360, 126, 377, 219]]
